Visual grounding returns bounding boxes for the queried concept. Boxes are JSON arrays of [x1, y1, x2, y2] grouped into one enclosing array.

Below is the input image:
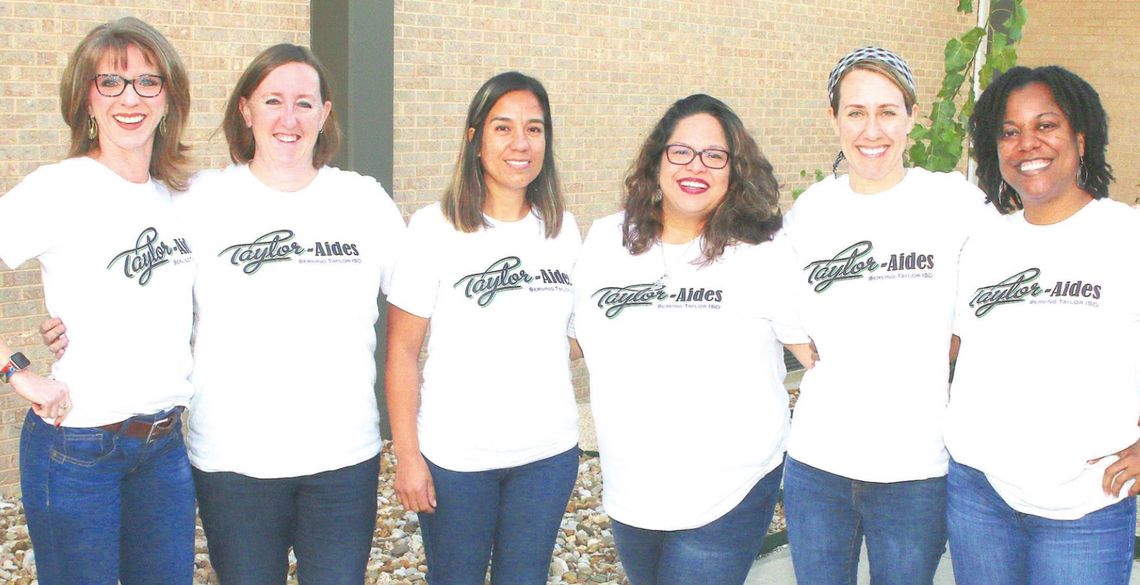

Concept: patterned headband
[[827, 47, 916, 104]]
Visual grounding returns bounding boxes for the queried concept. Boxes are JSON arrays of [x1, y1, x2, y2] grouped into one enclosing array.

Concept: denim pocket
[[152, 421, 187, 454], [50, 428, 118, 468]]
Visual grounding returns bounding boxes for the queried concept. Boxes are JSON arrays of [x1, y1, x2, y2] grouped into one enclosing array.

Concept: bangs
[[94, 36, 159, 71]]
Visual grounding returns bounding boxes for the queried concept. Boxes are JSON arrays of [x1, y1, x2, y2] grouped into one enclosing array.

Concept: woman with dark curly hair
[[945, 65, 1140, 584], [571, 94, 813, 585]]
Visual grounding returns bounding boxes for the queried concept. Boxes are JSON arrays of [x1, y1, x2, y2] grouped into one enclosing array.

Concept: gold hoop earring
[[158, 115, 167, 137], [87, 116, 98, 140]]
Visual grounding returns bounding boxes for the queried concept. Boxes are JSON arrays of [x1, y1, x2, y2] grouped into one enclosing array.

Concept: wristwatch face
[[1, 353, 29, 383], [10, 353, 29, 370]]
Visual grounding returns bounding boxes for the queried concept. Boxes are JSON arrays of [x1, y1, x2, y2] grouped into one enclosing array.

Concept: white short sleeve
[[764, 231, 810, 345], [0, 167, 65, 267], [387, 205, 443, 318]]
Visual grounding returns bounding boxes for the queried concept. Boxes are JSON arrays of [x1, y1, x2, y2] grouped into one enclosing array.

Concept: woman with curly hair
[[946, 65, 1140, 584], [571, 94, 812, 585]]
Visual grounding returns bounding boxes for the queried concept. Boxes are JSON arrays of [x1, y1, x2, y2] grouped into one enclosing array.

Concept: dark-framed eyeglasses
[[92, 74, 165, 98], [664, 144, 731, 169]]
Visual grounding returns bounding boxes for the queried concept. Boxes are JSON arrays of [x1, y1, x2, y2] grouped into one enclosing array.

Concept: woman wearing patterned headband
[[572, 94, 813, 585], [779, 47, 992, 584], [945, 65, 1140, 584]]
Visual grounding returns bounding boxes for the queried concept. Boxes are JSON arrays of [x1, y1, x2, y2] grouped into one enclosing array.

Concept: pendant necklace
[[654, 237, 700, 287]]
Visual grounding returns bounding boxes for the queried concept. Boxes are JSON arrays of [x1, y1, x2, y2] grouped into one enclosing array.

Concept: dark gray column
[[312, 0, 395, 438]]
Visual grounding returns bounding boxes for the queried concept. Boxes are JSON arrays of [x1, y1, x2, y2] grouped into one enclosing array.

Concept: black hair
[[969, 65, 1113, 213]]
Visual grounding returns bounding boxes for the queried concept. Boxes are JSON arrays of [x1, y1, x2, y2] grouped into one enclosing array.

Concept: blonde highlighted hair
[[59, 17, 192, 191]]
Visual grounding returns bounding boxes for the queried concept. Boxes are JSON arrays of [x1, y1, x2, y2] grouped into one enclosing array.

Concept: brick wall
[[1016, 1, 1140, 205], [392, 1, 978, 220], [0, 0, 309, 496], [391, 0, 977, 400], [2, 0, 1128, 495]]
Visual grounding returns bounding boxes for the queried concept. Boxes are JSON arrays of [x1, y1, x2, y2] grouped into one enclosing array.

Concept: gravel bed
[[0, 442, 789, 585]]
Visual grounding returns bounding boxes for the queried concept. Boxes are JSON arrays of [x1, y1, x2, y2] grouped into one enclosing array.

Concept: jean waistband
[[97, 406, 184, 440]]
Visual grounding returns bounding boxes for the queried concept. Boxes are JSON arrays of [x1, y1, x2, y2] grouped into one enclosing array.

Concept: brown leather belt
[[97, 407, 182, 441]]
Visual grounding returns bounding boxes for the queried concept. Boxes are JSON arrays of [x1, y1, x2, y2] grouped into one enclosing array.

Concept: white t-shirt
[[946, 198, 1140, 519], [0, 157, 194, 427], [387, 203, 580, 472], [571, 212, 807, 530], [782, 168, 992, 482], [181, 164, 405, 478]]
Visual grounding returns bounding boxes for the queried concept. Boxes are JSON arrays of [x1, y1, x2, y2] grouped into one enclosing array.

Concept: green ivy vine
[[792, 1, 1029, 199], [908, 0, 1028, 172]]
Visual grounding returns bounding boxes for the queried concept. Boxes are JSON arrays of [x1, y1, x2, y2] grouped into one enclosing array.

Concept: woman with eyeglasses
[[39, 44, 406, 583], [945, 65, 1140, 584], [385, 71, 580, 584], [0, 17, 196, 584], [571, 94, 813, 585], [778, 47, 991, 585]]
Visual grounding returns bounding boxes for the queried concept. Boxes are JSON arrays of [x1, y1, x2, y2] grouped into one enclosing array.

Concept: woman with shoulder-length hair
[[39, 42, 406, 583], [779, 47, 992, 585], [386, 71, 581, 584], [571, 94, 813, 585], [181, 43, 404, 584], [946, 65, 1140, 585], [0, 17, 196, 584]]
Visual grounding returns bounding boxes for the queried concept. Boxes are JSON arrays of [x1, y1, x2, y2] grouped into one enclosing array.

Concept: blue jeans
[[19, 408, 195, 585], [610, 462, 783, 585], [193, 454, 380, 585], [783, 456, 946, 585], [420, 445, 579, 585], [947, 458, 1136, 585]]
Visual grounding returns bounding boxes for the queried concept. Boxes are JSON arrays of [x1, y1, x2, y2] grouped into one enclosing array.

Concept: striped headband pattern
[[827, 47, 916, 104]]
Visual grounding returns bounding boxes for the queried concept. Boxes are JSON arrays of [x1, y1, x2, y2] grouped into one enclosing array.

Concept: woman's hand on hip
[[1096, 436, 1140, 498], [11, 372, 72, 425]]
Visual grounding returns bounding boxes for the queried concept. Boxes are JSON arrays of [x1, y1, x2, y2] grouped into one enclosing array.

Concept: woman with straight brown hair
[[183, 44, 405, 584], [0, 16, 196, 584], [386, 71, 580, 584]]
